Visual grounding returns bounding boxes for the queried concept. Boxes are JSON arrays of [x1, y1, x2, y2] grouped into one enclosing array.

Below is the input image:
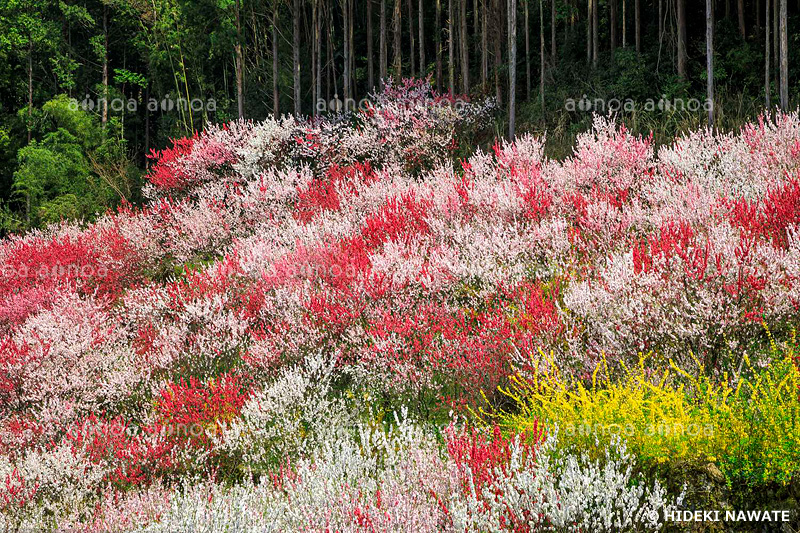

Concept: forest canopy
[[0, 0, 796, 232]]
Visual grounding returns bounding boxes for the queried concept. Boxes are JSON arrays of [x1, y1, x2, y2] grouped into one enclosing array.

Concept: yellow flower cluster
[[491, 332, 800, 486]]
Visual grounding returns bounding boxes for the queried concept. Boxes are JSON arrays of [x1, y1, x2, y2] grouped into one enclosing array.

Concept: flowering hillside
[[1, 81, 800, 531]]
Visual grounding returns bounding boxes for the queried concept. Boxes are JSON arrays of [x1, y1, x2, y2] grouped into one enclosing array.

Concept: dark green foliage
[[0, 0, 797, 230]]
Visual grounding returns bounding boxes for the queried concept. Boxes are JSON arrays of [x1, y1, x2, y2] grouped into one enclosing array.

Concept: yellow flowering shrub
[[491, 332, 800, 486]]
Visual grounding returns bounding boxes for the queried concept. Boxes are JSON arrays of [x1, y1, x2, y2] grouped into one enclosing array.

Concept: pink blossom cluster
[[0, 81, 798, 528]]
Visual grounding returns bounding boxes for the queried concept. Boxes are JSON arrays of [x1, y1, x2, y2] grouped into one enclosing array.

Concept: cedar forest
[[0, 0, 796, 230]]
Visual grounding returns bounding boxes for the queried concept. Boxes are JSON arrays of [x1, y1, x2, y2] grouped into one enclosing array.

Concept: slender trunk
[[381, 0, 388, 88], [610, 0, 617, 52], [329, 3, 338, 100], [344, 0, 351, 101], [144, 85, 150, 166], [738, 0, 746, 38], [317, 0, 323, 107], [177, 38, 193, 132], [592, 0, 598, 66], [27, 39, 32, 143], [539, 0, 544, 116], [312, 0, 318, 113], [273, 1, 279, 116], [419, 0, 425, 76], [235, 0, 244, 118], [460, 0, 469, 93], [635, 0, 640, 52], [779, 0, 788, 110], [526, 0, 531, 100], [571, 0, 576, 33], [551, 0, 556, 59], [293, 0, 301, 116], [493, 0, 503, 105], [509, 0, 517, 139], [449, 0, 455, 93], [475, 0, 480, 38], [409, 0, 416, 76], [707, 0, 714, 127], [622, 0, 626, 47], [658, 0, 663, 53], [330, 2, 339, 99], [587, 0, 592, 63], [393, 0, 402, 80], [436, 0, 443, 90], [349, 0, 354, 100], [482, 0, 488, 87], [102, 5, 109, 129], [368, 0, 374, 90], [774, 0, 779, 87], [677, 0, 686, 77], [766, 0, 771, 107]]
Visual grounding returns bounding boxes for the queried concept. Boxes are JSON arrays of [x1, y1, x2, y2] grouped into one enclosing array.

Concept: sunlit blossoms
[[1, 81, 798, 530]]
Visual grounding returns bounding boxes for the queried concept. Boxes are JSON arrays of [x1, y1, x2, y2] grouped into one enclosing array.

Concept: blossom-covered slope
[[2, 81, 800, 531]]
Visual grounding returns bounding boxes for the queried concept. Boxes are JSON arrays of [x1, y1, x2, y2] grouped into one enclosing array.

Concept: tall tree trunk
[[381, 0, 388, 88], [460, 0, 469, 93], [779, 0, 788, 110], [482, 0, 488, 88], [393, 0, 402, 80], [707, 0, 714, 127], [419, 0, 426, 76], [738, 0, 746, 38], [622, 0, 626, 47], [312, 0, 318, 113], [436, 0, 443, 90], [102, 5, 109, 129], [349, 0, 354, 99], [592, 0, 598, 66], [493, 0, 503, 105], [658, 0, 663, 53], [343, 0, 351, 101], [27, 39, 33, 143], [539, 0, 544, 115], [774, 0, 779, 88], [475, 0, 480, 38], [635, 0, 640, 52], [273, 1, 279, 116], [526, 0, 531, 100], [551, 0, 556, 59], [587, 0, 592, 63], [449, 0, 455, 93], [766, 0, 771, 107], [409, 0, 416, 76], [610, 0, 617, 52], [677, 0, 686, 77], [316, 0, 323, 111], [235, 0, 244, 118], [293, 0, 301, 115], [368, 0, 374, 90], [329, 2, 339, 100], [144, 84, 150, 166], [509, 0, 517, 139]]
